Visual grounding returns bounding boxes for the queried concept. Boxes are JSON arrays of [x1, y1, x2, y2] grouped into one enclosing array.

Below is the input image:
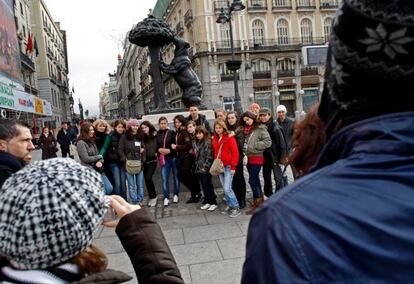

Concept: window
[[300, 18, 313, 44], [223, 97, 234, 111], [219, 63, 231, 75], [220, 25, 231, 48], [276, 19, 289, 45], [252, 20, 265, 45], [252, 59, 270, 73], [277, 57, 295, 71], [323, 17, 332, 42]]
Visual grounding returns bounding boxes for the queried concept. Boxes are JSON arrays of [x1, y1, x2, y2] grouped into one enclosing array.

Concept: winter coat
[[175, 127, 193, 171], [156, 129, 177, 160], [105, 131, 123, 164], [277, 117, 294, 151], [212, 133, 239, 171], [243, 125, 272, 157], [118, 133, 142, 164], [141, 133, 158, 164], [263, 119, 287, 163], [57, 128, 76, 148], [187, 113, 212, 133], [76, 140, 104, 170], [0, 208, 184, 284], [228, 126, 244, 158], [242, 112, 414, 283], [193, 139, 214, 174], [0, 152, 24, 189], [38, 133, 58, 160]]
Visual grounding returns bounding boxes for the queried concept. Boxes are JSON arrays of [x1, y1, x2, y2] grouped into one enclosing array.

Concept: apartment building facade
[[117, 0, 338, 117], [29, 0, 72, 126]]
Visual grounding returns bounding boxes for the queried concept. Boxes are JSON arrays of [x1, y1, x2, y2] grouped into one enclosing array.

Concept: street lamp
[[216, 0, 245, 115]]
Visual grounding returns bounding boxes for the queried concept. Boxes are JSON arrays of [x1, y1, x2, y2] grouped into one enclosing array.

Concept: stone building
[[29, 0, 72, 126], [119, 0, 338, 116]]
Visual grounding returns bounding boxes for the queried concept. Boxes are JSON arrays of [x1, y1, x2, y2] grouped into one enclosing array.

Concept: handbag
[[69, 144, 77, 156], [209, 142, 224, 176], [126, 159, 142, 175]]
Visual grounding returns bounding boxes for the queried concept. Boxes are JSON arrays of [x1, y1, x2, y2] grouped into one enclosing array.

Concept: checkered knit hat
[[0, 158, 106, 270], [319, 0, 414, 126]]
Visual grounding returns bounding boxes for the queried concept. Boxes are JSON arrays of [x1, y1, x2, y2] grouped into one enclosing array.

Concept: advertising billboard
[[0, 0, 23, 83]]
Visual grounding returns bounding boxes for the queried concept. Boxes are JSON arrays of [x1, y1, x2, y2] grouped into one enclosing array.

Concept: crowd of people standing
[[33, 104, 294, 218]]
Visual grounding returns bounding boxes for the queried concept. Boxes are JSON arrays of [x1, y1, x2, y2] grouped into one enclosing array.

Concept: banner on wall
[[0, 80, 52, 116]]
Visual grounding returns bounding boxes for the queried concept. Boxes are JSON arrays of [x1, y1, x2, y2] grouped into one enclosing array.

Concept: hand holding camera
[[103, 196, 141, 228]]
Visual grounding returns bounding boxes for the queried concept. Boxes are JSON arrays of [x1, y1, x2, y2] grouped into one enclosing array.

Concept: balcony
[[215, 40, 242, 52], [296, 0, 316, 10], [253, 71, 271, 79], [277, 69, 295, 77], [184, 9, 193, 27], [272, 0, 292, 10], [20, 51, 35, 72], [320, 0, 339, 10], [175, 21, 184, 35], [214, 0, 228, 12], [301, 67, 319, 76], [248, 0, 268, 11]]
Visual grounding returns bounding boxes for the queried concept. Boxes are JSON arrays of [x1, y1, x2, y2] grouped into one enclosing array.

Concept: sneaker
[[200, 203, 210, 210], [207, 204, 218, 211], [148, 198, 157, 207], [220, 206, 230, 215], [163, 198, 169, 207], [173, 195, 179, 203], [229, 208, 241, 218]]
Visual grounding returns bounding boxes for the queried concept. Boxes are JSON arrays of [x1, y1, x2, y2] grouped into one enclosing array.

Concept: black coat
[[263, 119, 287, 163], [57, 129, 76, 148], [106, 131, 122, 164], [156, 129, 177, 160], [38, 133, 58, 160], [0, 152, 24, 188]]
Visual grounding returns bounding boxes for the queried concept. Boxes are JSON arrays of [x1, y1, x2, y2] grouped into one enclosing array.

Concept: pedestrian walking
[[226, 111, 247, 208], [118, 119, 144, 205], [241, 111, 271, 215], [76, 122, 113, 195], [157, 117, 180, 206], [38, 126, 58, 160], [212, 119, 240, 218], [57, 122, 76, 158], [139, 121, 158, 207]]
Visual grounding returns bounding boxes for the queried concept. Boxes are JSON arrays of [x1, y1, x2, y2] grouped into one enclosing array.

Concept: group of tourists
[[36, 104, 295, 218]]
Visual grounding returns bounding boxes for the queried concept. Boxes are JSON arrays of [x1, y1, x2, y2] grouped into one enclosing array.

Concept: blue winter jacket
[[242, 112, 414, 283]]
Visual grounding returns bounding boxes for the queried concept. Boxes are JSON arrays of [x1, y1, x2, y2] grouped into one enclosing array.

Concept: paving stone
[[157, 213, 208, 230], [190, 257, 245, 284], [107, 252, 135, 274], [204, 210, 251, 225], [97, 226, 118, 238], [217, 236, 247, 259], [183, 223, 244, 244], [236, 220, 252, 236], [93, 236, 124, 255], [178, 265, 192, 284], [163, 228, 185, 246], [170, 241, 222, 266]]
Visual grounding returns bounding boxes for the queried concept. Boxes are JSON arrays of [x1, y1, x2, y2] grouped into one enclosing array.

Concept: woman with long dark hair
[[38, 126, 58, 160], [139, 121, 158, 207], [118, 119, 144, 205], [76, 122, 113, 194], [240, 111, 271, 215], [226, 111, 247, 208], [106, 120, 127, 199], [171, 115, 201, 204]]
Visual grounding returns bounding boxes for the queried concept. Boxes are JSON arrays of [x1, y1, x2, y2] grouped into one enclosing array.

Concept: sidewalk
[[94, 192, 251, 284]]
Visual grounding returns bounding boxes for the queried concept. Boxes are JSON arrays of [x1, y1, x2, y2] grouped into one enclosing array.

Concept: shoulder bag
[[209, 142, 224, 176]]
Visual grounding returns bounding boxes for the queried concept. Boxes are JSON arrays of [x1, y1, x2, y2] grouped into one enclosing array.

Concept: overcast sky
[[44, 0, 157, 116]]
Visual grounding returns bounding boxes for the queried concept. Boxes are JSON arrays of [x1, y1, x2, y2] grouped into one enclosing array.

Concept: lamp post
[[216, 0, 245, 115]]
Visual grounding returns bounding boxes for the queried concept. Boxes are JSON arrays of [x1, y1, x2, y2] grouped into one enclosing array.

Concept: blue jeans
[[102, 174, 113, 195], [109, 163, 127, 199], [126, 171, 144, 203], [247, 164, 262, 198], [219, 166, 239, 209], [161, 158, 180, 199], [200, 172, 216, 205]]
